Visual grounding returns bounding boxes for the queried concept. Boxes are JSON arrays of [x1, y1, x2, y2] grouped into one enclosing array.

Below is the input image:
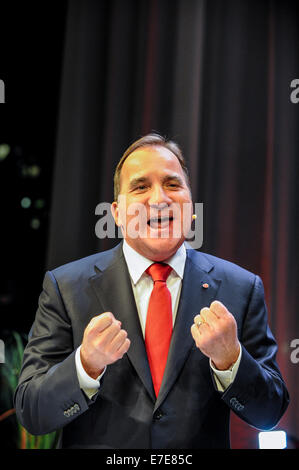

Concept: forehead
[[120, 145, 184, 182]]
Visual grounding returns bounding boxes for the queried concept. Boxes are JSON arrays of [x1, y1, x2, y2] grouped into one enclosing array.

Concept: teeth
[[148, 217, 173, 225]]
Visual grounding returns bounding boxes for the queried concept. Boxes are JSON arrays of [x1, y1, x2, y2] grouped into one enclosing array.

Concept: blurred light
[[34, 199, 45, 209], [258, 431, 287, 449], [21, 197, 31, 209], [0, 143, 11, 161], [30, 218, 40, 230], [28, 165, 41, 178], [21, 164, 41, 178]]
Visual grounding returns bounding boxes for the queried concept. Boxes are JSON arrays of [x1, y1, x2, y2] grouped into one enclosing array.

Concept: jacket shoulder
[[188, 248, 257, 283], [49, 243, 122, 283]]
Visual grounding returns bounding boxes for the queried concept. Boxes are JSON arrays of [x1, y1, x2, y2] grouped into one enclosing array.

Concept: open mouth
[[147, 216, 174, 229]]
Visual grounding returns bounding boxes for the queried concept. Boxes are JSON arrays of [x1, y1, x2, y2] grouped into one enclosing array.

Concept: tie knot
[[146, 263, 172, 282]]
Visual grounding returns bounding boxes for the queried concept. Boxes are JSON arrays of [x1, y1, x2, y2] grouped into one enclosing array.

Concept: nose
[[148, 184, 172, 207]]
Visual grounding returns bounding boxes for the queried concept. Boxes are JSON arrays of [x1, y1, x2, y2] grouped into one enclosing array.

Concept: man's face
[[111, 145, 193, 261]]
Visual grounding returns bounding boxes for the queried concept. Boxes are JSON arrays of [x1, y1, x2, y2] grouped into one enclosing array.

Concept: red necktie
[[145, 263, 173, 397]]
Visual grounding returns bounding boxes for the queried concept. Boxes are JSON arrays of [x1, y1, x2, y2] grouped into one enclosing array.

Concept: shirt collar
[[122, 239, 186, 285]]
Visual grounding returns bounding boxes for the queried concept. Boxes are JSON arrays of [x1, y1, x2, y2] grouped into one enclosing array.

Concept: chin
[[138, 237, 184, 261]]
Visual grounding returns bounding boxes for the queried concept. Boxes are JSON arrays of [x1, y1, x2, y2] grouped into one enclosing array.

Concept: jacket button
[[154, 410, 163, 420], [230, 397, 244, 411], [154, 410, 163, 421]]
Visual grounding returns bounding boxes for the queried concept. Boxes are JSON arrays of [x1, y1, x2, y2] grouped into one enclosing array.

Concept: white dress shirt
[[75, 240, 242, 398]]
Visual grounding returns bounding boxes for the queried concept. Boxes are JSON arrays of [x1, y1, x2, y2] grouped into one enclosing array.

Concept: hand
[[80, 312, 131, 379], [190, 300, 240, 370]]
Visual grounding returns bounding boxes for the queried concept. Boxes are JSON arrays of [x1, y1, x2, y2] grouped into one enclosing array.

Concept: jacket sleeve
[[218, 275, 289, 430], [14, 271, 98, 435]]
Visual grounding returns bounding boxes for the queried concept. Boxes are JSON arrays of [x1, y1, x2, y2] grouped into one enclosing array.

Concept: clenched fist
[[190, 300, 240, 370], [80, 312, 131, 379]]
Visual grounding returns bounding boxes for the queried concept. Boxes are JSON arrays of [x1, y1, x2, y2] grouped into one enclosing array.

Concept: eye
[[166, 182, 180, 189], [135, 184, 148, 191]]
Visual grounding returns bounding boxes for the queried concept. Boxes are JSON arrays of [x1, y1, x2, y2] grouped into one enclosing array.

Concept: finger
[[88, 312, 115, 333], [209, 300, 229, 318], [97, 321, 122, 347], [109, 329, 128, 353], [115, 338, 131, 358], [199, 307, 209, 322], [200, 307, 219, 329], [191, 325, 209, 352], [191, 323, 201, 343], [194, 314, 202, 325], [199, 308, 217, 328], [194, 309, 211, 324], [191, 321, 207, 341], [194, 312, 211, 332]]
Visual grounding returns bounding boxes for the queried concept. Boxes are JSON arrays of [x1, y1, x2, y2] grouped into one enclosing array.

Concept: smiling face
[[111, 145, 193, 261]]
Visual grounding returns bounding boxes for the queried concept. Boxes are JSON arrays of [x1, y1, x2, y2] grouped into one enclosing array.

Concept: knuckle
[[120, 329, 128, 340], [210, 300, 220, 309], [113, 321, 121, 331], [103, 311, 114, 320], [101, 312, 114, 325], [96, 337, 106, 351], [86, 320, 95, 333], [223, 318, 233, 332], [108, 323, 120, 336]]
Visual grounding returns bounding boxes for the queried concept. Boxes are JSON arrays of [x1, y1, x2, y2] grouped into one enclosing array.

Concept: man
[[15, 133, 289, 448]]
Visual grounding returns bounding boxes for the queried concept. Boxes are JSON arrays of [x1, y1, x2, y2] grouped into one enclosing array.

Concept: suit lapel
[[154, 248, 222, 411], [89, 244, 155, 402]]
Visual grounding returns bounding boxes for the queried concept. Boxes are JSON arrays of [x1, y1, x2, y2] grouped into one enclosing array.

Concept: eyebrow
[[162, 175, 184, 185], [128, 174, 184, 190], [128, 177, 150, 190]]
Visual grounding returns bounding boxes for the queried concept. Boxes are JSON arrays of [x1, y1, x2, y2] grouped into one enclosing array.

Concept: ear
[[111, 201, 121, 227]]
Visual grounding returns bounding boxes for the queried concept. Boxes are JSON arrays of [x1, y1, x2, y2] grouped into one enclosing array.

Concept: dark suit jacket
[[14, 243, 289, 448]]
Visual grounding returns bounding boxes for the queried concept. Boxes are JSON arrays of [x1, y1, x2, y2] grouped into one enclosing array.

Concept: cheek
[[182, 200, 193, 218], [116, 195, 131, 224], [179, 201, 193, 237], [116, 205, 131, 228], [173, 200, 193, 224], [119, 200, 149, 235]]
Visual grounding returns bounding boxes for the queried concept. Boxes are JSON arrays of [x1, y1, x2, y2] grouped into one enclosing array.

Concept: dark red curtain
[[42, 0, 299, 448]]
